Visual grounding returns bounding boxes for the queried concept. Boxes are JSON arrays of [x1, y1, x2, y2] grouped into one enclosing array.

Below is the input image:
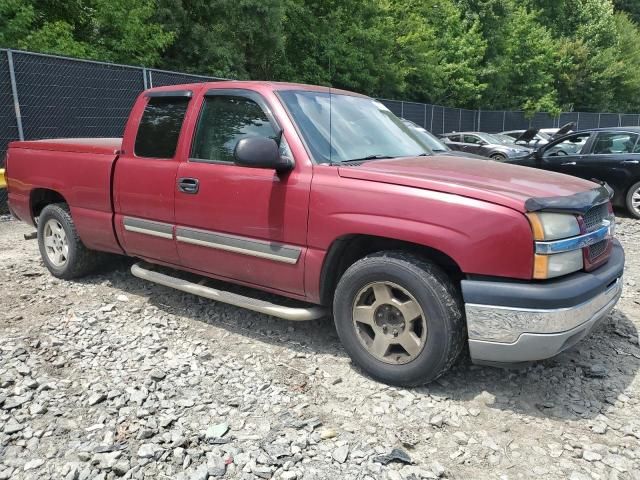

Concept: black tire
[[626, 181, 640, 219], [333, 251, 465, 386], [490, 153, 507, 162], [37, 203, 104, 279]]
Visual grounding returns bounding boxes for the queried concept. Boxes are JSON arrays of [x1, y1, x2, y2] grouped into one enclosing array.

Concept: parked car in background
[[439, 131, 532, 161], [507, 127, 640, 218], [401, 120, 487, 160]]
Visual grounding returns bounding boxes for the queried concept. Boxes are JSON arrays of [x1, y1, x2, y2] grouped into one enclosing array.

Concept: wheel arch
[[30, 188, 67, 223], [319, 234, 464, 306]]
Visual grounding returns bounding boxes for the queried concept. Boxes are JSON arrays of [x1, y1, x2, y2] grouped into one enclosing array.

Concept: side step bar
[[131, 262, 328, 321]]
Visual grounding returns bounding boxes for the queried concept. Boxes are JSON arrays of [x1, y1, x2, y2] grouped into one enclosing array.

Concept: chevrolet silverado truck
[[4, 81, 625, 386]]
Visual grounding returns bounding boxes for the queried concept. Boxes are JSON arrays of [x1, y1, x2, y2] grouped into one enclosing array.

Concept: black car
[[400, 120, 487, 160], [507, 127, 640, 218], [439, 131, 532, 161]]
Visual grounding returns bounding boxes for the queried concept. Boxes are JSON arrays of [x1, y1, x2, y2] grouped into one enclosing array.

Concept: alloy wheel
[[43, 219, 69, 267], [352, 281, 427, 365], [632, 186, 640, 216]]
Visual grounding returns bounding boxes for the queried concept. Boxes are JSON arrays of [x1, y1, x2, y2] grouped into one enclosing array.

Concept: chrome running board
[[131, 262, 328, 321]]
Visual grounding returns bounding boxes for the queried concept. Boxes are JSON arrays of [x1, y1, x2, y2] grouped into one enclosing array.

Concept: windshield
[[279, 90, 427, 163], [403, 122, 450, 152]]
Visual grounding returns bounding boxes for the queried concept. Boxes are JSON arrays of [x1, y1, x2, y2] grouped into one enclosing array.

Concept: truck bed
[[6, 138, 123, 254]]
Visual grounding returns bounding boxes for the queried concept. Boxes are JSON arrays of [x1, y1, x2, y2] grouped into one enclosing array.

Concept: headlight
[[527, 212, 583, 279], [533, 250, 584, 279], [527, 212, 580, 240]]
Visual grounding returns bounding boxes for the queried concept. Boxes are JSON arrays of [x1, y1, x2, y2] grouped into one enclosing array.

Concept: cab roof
[[143, 80, 368, 98]]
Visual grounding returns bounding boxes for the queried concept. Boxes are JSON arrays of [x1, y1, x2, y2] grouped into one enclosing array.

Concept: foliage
[[3, 0, 640, 113], [613, 0, 640, 24], [0, 0, 173, 65], [155, 0, 285, 79]]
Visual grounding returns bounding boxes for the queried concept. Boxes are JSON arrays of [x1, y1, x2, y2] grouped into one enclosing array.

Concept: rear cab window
[[134, 93, 191, 158]]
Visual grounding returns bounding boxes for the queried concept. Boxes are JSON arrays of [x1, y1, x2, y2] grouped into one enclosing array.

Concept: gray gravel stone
[[333, 444, 349, 463], [87, 393, 106, 406], [2, 395, 30, 410], [137, 443, 163, 459], [4, 419, 24, 434], [23, 459, 44, 471], [0, 217, 639, 480]]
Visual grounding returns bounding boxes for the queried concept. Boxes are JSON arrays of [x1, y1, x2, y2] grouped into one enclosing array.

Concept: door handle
[[561, 161, 577, 166], [178, 177, 199, 194], [622, 160, 639, 165]]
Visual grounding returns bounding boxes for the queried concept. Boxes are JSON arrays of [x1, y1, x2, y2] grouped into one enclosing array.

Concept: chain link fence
[[0, 49, 223, 213], [378, 99, 640, 135], [3, 48, 640, 213]]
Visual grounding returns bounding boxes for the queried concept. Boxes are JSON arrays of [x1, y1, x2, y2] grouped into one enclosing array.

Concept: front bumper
[[462, 240, 624, 365]]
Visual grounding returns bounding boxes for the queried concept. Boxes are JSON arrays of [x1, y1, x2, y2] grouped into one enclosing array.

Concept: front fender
[[304, 175, 535, 302]]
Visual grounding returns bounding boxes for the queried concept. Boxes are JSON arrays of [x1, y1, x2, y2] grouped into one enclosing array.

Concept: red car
[[4, 81, 624, 386]]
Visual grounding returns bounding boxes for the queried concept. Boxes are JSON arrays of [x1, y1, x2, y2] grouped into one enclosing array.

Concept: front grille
[[581, 203, 612, 265], [583, 203, 608, 232], [588, 239, 608, 261]]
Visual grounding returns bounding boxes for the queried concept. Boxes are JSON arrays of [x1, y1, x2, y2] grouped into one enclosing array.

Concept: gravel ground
[[0, 214, 639, 480]]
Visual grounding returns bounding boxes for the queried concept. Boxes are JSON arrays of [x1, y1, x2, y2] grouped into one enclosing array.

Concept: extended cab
[[4, 81, 625, 386]]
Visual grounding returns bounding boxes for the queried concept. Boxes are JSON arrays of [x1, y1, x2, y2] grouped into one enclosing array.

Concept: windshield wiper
[[341, 154, 396, 163]]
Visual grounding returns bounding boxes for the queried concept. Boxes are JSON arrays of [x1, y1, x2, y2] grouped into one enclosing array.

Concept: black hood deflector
[[525, 184, 613, 214]]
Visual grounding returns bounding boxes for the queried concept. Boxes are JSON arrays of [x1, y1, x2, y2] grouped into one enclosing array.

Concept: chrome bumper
[[466, 277, 622, 364]]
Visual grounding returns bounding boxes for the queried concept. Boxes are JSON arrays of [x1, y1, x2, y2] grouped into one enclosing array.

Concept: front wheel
[[490, 153, 507, 162], [626, 181, 640, 219], [38, 203, 104, 279], [333, 251, 465, 386]]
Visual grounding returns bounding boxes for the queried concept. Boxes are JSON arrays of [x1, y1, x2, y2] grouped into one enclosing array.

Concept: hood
[[442, 151, 488, 160], [552, 122, 576, 139], [494, 144, 532, 154], [515, 127, 539, 143], [338, 155, 598, 212]]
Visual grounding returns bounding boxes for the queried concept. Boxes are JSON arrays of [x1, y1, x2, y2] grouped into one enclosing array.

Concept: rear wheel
[[333, 251, 465, 386], [490, 153, 507, 162], [626, 181, 640, 219], [38, 203, 104, 279]]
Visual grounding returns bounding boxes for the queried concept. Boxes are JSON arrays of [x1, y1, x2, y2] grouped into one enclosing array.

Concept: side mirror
[[234, 137, 293, 172]]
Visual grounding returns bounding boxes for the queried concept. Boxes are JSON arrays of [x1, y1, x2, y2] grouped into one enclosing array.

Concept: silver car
[[439, 132, 532, 161]]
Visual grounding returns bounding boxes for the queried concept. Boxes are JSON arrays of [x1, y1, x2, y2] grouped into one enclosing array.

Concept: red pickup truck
[[4, 81, 624, 386]]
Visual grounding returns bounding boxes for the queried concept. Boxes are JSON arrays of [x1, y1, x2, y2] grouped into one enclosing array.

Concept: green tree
[[613, 0, 640, 24], [155, 0, 285, 79], [454, 0, 559, 113], [4, 0, 640, 114], [0, 0, 173, 65], [275, 0, 405, 98], [387, 0, 487, 107]]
